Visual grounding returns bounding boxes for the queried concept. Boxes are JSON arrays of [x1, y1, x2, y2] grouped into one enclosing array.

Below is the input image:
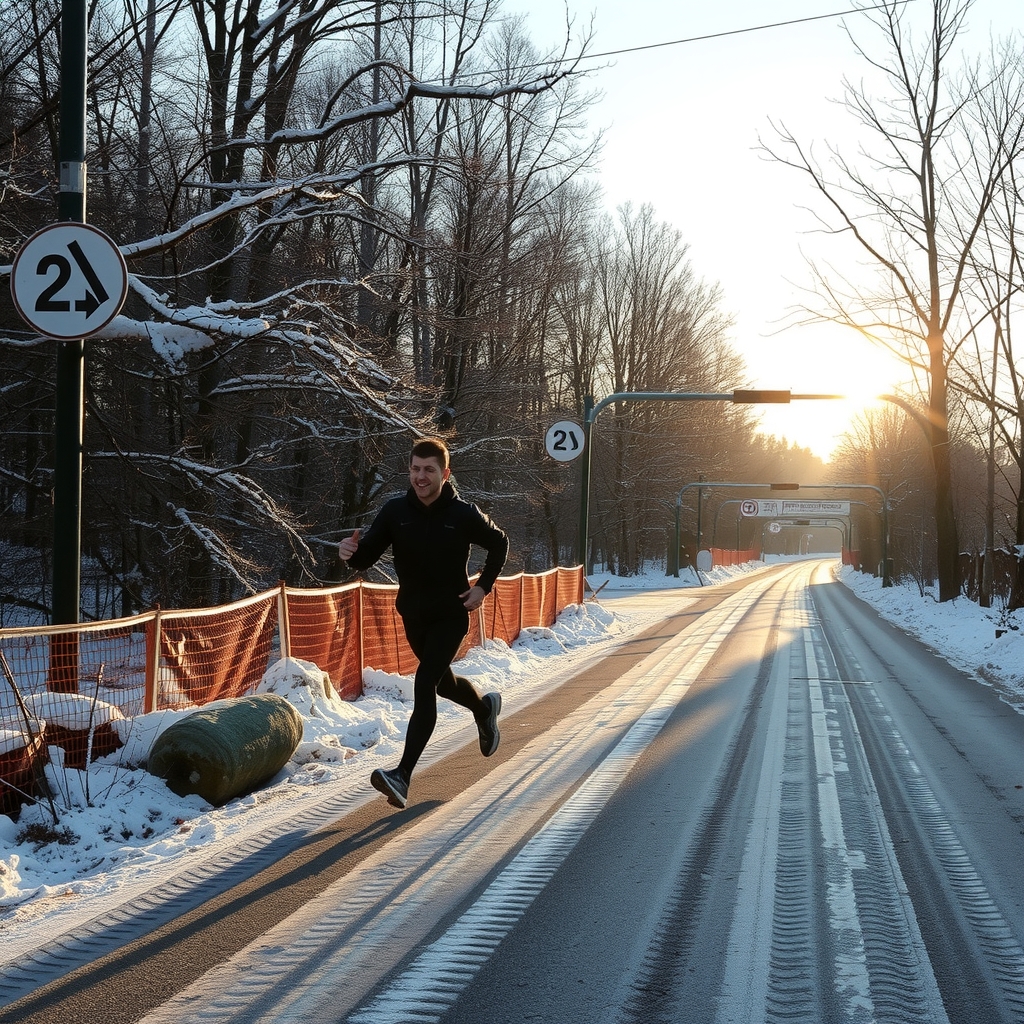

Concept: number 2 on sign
[[35, 254, 72, 312], [552, 429, 579, 452]]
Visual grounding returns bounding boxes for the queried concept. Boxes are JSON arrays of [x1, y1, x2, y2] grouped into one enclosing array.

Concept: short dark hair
[[411, 436, 450, 470]]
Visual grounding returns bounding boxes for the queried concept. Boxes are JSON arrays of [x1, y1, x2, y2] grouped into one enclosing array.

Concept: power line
[[506, 0, 916, 75]]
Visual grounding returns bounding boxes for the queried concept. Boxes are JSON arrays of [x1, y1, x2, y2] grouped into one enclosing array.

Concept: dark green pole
[[695, 475, 704, 549], [671, 501, 680, 577], [577, 395, 594, 572], [52, 0, 88, 626]]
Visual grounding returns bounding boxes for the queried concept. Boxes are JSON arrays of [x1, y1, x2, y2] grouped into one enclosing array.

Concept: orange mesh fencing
[[359, 584, 417, 677], [0, 615, 152, 721], [0, 731, 47, 817], [0, 567, 584, 716], [708, 547, 761, 567], [280, 566, 582, 689], [0, 614, 152, 808], [486, 575, 523, 645], [285, 584, 363, 700], [0, 568, 584, 812], [522, 568, 559, 629], [556, 566, 585, 609], [155, 591, 278, 710]]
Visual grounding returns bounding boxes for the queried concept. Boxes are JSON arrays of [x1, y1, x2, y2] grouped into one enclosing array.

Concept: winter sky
[[507, 0, 1020, 459]]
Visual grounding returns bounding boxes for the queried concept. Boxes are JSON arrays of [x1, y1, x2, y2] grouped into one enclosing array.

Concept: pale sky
[[508, 0, 1019, 459]]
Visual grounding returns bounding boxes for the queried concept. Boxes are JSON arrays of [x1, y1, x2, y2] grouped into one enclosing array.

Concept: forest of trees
[[0, 0, 1021, 623]]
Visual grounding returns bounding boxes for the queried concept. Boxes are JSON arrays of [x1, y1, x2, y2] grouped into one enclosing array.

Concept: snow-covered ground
[[1, 556, 1023, 953]]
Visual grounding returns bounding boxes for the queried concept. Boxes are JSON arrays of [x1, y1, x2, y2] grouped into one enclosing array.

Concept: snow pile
[[0, 728, 34, 757], [0, 595, 633, 923], [837, 564, 1024, 701], [0, 854, 22, 900], [257, 658, 398, 765], [23, 692, 124, 729]]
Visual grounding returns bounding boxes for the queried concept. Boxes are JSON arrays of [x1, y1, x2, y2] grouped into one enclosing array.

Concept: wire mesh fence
[[0, 567, 585, 812]]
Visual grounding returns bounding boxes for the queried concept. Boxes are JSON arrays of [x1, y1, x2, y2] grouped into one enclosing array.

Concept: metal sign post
[[52, 0, 90, 628]]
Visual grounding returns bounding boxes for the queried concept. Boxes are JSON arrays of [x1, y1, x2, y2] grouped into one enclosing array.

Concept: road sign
[[741, 499, 851, 517], [545, 420, 585, 462], [11, 222, 128, 340]]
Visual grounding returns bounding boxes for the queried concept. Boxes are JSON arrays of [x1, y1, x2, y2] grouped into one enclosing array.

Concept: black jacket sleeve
[[346, 501, 396, 572], [469, 506, 509, 593]]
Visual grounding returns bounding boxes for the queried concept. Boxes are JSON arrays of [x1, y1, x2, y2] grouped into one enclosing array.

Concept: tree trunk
[[928, 343, 960, 600]]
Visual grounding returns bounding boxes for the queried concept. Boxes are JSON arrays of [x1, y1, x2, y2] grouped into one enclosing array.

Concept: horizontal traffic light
[[732, 389, 792, 404]]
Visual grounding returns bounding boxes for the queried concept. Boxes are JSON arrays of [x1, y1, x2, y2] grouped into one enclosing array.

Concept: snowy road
[[5, 559, 1024, 1023]]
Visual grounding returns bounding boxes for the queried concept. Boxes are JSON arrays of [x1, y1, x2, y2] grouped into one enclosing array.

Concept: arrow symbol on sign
[[68, 239, 110, 319], [76, 289, 102, 318]]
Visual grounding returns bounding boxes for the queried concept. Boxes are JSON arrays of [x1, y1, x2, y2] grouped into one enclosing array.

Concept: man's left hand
[[460, 585, 486, 610]]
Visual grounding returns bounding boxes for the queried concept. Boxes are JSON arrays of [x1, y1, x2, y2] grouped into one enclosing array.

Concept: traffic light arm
[[578, 390, 846, 573]]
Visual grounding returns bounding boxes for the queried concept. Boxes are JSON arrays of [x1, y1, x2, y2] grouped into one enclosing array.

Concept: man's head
[[409, 437, 451, 505]]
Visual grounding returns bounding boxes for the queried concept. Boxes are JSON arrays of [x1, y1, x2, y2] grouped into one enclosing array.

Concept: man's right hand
[[338, 529, 360, 561]]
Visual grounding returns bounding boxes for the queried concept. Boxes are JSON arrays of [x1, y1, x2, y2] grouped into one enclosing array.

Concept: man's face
[[409, 455, 449, 505]]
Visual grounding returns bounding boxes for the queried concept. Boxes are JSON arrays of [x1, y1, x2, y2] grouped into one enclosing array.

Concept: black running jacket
[[347, 481, 509, 619]]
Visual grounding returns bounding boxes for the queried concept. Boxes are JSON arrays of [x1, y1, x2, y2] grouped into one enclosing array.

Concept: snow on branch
[[168, 506, 263, 590]]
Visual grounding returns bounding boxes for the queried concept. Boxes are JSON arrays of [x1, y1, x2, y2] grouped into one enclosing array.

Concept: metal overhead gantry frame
[[760, 517, 850, 553], [576, 389, 843, 574], [672, 480, 778, 576], [752, 499, 879, 557], [786, 483, 889, 585], [670, 481, 889, 584]]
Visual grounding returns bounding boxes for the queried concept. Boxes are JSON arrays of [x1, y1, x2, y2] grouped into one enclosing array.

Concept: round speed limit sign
[[545, 420, 585, 462]]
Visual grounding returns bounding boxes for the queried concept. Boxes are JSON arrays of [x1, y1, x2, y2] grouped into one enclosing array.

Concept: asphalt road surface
[[5, 559, 1024, 1024]]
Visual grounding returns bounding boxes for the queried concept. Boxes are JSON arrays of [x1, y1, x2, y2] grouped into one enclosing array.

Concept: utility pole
[[52, 0, 89, 628]]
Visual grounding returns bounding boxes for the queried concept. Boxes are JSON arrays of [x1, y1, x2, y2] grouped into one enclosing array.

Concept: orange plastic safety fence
[[359, 584, 417, 677], [708, 548, 760, 567], [557, 565, 585, 609], [0, 568, 584, 813], [0, 617, 152, 722], [0, 733, 47, 817], [486, 575, 524, 646], [0, 568, 584, 714], [286, 584, 363, 700], [522, 568, 559, 630], [156, 592, 278, 709], [0, 617, 152, 808]]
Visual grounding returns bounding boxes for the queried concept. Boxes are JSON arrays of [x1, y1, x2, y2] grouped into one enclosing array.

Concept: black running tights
[[397, 612, 485, 779]]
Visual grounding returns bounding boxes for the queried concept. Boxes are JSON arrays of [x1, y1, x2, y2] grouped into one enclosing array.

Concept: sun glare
[[749, 329, 912, 462]]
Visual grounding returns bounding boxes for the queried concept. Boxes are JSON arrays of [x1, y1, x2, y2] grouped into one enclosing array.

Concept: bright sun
[[746, 326, 912, 462]]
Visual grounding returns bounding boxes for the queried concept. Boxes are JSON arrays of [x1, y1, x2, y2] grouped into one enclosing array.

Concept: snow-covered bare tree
[[0, 0, 586, 615]]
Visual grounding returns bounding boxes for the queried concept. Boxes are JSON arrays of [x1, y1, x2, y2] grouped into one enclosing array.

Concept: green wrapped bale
[[148, 693, 303, 806]]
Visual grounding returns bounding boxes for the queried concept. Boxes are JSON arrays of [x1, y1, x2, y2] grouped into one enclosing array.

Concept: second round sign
[[545, 420, 585, 462]]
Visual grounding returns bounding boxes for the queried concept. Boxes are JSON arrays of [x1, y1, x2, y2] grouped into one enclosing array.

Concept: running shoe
[[371, 767, 408, 808], [477, 692, 501, 757]]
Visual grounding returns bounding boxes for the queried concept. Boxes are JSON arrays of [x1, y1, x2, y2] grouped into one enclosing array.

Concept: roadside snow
[[1, 556, 1022, 953]]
